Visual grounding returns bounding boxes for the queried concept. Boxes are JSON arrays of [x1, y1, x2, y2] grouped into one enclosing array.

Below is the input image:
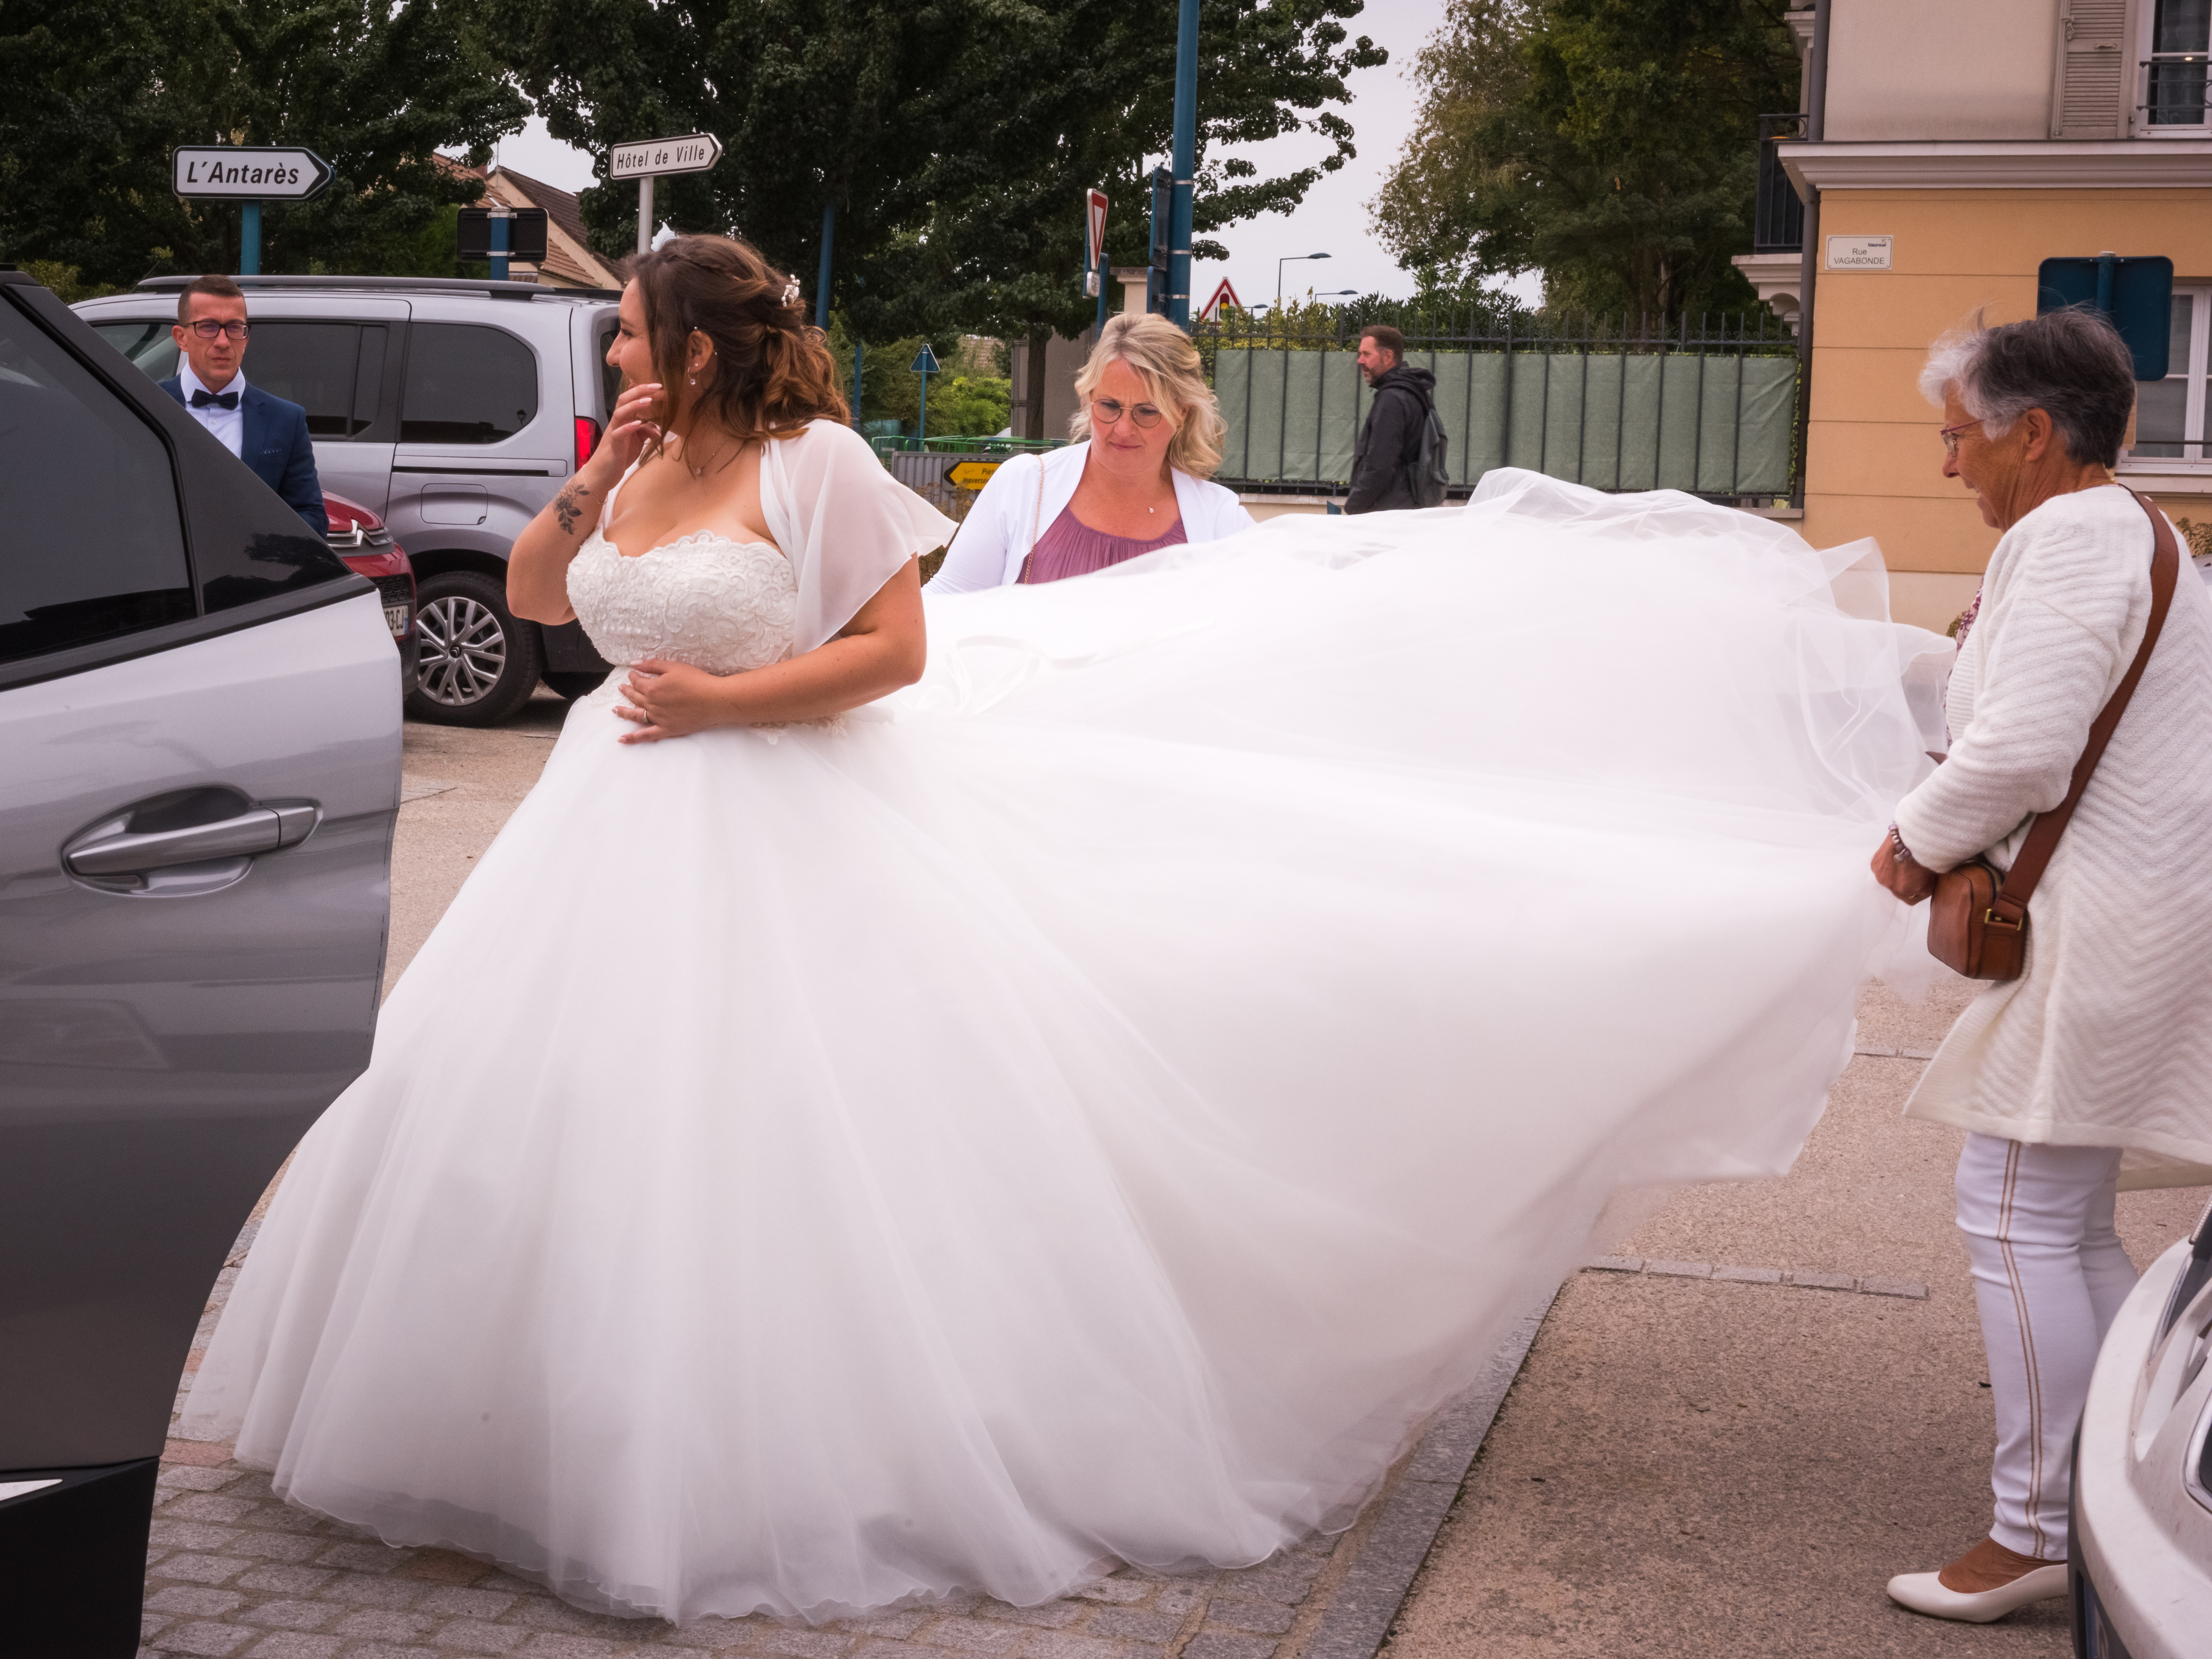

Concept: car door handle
[[63, 803, 319, 877]]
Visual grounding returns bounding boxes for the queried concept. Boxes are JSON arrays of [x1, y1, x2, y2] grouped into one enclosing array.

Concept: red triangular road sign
[[1200, 278, 1243, 321], [1086, 188, 1109, 269]]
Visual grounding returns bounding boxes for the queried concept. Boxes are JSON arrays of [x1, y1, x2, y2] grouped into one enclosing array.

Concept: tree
[[899, 0, 1389, 433], [490, 0, 1388, 433], [0, 0, 526, 287], [1373, 0, 1799, 322]]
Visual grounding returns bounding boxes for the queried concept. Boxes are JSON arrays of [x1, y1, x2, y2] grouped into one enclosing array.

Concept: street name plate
[[1826, 234, 1893, 271], [172, 147, 332, 200], [947, 461, 1000, 490], [610, 134, 724, 180]]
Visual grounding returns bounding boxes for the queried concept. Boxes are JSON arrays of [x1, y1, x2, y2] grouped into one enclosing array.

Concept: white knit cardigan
[[1895, 484, 2212, 1186]]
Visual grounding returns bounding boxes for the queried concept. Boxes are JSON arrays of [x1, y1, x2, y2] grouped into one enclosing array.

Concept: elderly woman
[[1875, 309, 2212, 1622], [926, 312, 1254, 591]]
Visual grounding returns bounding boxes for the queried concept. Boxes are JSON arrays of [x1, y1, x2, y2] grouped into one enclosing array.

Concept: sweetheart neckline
[[596, 526, 788, 565]]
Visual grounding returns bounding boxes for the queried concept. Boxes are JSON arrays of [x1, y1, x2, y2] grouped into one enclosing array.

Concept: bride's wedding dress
[[184, 427, 1948, 1624]]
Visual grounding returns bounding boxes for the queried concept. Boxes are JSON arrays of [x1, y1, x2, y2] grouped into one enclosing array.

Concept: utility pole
[[816, 201, 836, 330], [1167, 0, 1198, 327]]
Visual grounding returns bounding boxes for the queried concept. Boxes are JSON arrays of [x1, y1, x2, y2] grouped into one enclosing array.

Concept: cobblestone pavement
[[141, 1438, 1337, 1659], [156, 1233, 1371, 1659]]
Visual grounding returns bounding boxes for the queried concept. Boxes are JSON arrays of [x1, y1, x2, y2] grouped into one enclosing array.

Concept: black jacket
[[1347, 363, 1435, 515]]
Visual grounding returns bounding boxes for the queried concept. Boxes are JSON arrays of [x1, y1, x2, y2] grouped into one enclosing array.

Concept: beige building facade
[[1776, 0, 2212, 630]]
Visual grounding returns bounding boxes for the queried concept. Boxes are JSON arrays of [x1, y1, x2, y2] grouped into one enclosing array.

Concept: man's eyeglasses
[[186, 320, 250, 341], [1939, 419, 1983, 457], [1090, 397, 1166, 430]]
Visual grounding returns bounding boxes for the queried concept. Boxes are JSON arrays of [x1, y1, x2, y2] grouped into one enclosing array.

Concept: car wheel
[[406, 571, 544, 727], [543, 670, 610, 700]]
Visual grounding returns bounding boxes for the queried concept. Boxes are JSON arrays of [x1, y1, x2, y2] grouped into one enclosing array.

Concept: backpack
[[1402, 390, 1449, 509]]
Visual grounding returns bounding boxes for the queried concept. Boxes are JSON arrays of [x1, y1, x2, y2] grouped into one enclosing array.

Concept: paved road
[[164, 707, 2206, 1659]]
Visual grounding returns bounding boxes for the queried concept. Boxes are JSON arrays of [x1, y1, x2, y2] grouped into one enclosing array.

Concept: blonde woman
[[927, 312, 1255, 591]]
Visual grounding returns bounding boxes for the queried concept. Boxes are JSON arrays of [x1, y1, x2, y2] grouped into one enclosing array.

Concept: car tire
[[543, 670, 610, 700], [406, 571, 544, 727]]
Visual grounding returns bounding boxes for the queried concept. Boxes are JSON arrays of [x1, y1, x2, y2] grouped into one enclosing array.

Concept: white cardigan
[[924, 442, 1256, 593], [1894, 485, 2212, 1185]]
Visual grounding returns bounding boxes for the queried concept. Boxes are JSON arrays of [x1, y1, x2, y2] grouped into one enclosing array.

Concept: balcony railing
[[1754, 114, 1806, 254], [2143, 54, 2211, 126]]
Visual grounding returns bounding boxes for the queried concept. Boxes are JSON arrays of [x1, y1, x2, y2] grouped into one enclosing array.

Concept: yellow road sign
[[947, 461, 1001, 490]]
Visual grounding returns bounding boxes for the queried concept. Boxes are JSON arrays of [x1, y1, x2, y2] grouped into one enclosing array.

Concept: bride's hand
[[615, 660, 729, 743], [591, 383, 666, 482]]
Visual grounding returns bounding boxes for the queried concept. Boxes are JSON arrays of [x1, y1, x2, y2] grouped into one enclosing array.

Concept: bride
[[184, 235, 1946, 1624]]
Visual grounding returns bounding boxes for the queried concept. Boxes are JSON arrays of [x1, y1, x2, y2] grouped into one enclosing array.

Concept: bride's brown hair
[[631, 234, 849, 443]]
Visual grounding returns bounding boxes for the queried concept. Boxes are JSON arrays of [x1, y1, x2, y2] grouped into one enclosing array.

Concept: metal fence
[[871, 435, 1064, 526], [1199, 312, 1801, 502]]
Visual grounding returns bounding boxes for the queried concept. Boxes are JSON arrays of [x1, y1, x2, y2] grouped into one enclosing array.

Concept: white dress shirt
[[178, 360, 247, 458]]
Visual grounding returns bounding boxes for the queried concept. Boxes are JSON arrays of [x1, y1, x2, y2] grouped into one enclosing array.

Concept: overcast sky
[[479, 0, 1531, 313]]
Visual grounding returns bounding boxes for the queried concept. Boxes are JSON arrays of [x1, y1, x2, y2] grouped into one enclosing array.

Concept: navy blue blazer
[[160, 376, 329, 538]]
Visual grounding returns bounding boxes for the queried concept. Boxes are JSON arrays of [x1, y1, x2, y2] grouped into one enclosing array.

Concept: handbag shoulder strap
[[1014, 451, 1049, 585], [1995, 488, 2180, 916]]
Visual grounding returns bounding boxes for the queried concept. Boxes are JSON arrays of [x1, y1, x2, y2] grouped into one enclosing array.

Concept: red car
[[324, 492, 418, 693]]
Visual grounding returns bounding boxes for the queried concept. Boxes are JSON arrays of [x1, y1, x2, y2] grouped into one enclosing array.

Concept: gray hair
[[1918, 308, 2139, 467]]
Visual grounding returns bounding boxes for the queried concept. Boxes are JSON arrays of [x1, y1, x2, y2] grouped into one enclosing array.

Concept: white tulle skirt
[[182, 472, 1949, 1622]]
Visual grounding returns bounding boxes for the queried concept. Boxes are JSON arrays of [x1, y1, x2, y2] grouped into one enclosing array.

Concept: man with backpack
[[1347, 325, 1447, 514]]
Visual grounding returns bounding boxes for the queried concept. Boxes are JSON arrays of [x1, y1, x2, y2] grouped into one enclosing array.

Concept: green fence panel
[[1212, 346, 1798, 497]]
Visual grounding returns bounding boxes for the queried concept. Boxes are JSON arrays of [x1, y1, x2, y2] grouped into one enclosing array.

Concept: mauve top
[[1019, 503, 1187, 584]]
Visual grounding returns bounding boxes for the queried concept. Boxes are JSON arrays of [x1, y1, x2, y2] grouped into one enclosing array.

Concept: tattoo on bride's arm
[[552, 484, 590, 537]]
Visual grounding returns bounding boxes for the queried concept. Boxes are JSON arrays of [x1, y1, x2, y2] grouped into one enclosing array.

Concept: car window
[[248, 321, 367, 438], [402, 322, 538, 443], [0, 306, 195, 664], [92, 319, 181, 383], [599, 320, 621, 419]]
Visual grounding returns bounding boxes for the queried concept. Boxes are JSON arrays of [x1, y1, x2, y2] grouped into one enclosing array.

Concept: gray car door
[[0, 276, 400, 1655]]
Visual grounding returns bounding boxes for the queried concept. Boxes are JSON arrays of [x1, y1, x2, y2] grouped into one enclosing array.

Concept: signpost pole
[[1167, 0, 1198, 328], [917, 363, 929, 445], [490, 213, 510, 281], [816, 201, 836, 330], [240, 201, 262, 276], [1096, 250, 1109, 335], [852, 339, 864, 429], [637, 176, 655, 257]]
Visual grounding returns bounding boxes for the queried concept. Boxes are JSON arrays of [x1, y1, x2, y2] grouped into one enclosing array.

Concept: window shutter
[[2051, 0, 2134, 139]]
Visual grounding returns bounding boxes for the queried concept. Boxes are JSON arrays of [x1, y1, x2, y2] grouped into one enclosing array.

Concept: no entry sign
[[172, 147, 332, 201]]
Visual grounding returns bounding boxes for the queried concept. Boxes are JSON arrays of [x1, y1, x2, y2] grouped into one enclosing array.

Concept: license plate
[[383, 604, 411, 637]]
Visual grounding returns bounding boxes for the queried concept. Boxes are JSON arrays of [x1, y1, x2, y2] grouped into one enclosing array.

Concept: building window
[[2125, 287, 2211, 467], [2143, 0, 2212, 129]]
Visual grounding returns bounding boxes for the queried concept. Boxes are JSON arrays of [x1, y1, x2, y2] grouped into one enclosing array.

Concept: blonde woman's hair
[[1068, 312, 1225, 479]]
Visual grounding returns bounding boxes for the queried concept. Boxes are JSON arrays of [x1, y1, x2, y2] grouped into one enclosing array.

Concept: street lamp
[[1277, 252, 1331, 306]]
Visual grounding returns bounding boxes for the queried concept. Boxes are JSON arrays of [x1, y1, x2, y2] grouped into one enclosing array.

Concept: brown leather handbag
[[1926, 489, 2179, 979]]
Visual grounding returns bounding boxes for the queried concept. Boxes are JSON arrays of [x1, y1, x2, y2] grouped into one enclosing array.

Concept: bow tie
[[190, 388, 240, 410]]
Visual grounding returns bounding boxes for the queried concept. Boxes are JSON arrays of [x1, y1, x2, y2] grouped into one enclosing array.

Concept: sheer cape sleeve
[[759, 422, 958, 654]]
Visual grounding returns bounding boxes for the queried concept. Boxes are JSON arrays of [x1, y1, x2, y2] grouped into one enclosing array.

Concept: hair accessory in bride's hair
[[781, 278, 802, 308]]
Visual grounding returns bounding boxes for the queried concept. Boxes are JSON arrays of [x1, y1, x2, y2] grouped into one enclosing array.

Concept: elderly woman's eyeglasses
[[1939, 419, 1984, 457], [186, 320, 251, 341], [1090, 397, 1166, 430]]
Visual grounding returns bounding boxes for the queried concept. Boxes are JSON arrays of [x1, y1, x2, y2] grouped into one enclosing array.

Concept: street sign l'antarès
[[946, 461, 1000, 490], [610, 135, 724, 180], [172, 147, 332, 201]]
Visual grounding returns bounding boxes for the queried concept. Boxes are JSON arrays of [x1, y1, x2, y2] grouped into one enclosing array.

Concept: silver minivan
[[74, 275, 623, 725], [0, 269, 400, 1653]]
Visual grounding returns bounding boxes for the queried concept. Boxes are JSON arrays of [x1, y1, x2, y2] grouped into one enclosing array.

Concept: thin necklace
[[683, 429, 744, 478]]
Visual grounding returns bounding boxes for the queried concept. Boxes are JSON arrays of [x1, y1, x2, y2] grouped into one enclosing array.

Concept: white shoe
[[1885, 1562, 2069, 1623]]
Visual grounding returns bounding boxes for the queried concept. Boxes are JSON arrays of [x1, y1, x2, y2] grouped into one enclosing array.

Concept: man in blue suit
[[159, 273, 327, 537]]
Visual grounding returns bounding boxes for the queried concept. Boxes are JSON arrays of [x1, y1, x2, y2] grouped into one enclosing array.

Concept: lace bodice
[[566, 525, 797, 676]]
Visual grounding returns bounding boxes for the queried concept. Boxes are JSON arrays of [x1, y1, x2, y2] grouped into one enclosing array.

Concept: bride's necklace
[[680, 429, 745, 479]]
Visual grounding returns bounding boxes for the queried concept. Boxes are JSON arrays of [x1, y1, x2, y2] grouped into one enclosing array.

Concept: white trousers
[[1955, 1133, 2136, 1559]]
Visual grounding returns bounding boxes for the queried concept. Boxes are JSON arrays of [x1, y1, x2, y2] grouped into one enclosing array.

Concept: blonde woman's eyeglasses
[[1090, 397, 1165, 430], [1939, 419, 1984, 457]]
